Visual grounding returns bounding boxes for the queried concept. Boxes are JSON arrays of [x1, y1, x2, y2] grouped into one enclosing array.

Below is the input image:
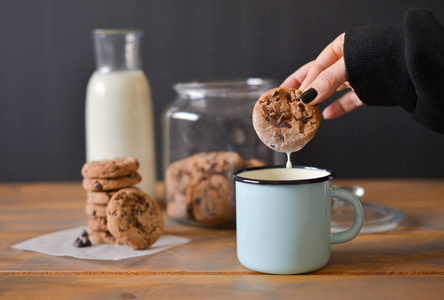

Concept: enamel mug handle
[[330, 187, 364, 244]]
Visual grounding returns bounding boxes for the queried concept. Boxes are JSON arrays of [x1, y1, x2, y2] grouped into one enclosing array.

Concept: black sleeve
[[344, 9, 444, 134]]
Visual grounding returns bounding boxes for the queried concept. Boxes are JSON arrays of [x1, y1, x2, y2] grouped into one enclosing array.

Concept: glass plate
[[331, 200, 405, 234]]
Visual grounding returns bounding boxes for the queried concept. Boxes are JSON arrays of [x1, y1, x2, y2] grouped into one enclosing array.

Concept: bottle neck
[[92, 29, 143, 73]]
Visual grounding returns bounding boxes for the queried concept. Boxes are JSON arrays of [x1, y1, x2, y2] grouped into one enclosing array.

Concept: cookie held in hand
[[252, 87, 321, 153], [107, 188, 164, 250]]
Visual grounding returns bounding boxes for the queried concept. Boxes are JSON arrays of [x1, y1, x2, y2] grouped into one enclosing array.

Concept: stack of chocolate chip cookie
[[81, 157, 163, 249]]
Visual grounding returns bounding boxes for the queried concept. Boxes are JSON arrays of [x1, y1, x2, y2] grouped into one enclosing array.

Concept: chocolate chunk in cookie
[[252, 87, 321, 153], [81, 157, 139, 179], [82, 173, 141, 191], [107, 188, 164, 250]]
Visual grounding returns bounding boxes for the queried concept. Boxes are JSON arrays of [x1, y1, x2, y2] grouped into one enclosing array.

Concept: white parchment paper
[[12, 226, 190, 260]]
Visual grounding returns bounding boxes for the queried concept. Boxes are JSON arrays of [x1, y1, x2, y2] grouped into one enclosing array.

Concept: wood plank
[[333, 179, 444, 209], [1, 232, 443, 275], [1, 275, 443, 300], [1, 180, 444, 233], [1, 181, 443, 276]]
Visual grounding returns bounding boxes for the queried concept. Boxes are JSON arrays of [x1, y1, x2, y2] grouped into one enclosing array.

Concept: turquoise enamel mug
[[232, 166, 364, 274]]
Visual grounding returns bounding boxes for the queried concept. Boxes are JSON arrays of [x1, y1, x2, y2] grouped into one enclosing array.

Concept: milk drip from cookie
[[85, 29, 156, 198], [252, 87, 322, 168]]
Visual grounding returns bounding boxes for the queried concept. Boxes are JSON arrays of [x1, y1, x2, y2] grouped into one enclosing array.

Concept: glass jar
[[163, 79, 281, 227]]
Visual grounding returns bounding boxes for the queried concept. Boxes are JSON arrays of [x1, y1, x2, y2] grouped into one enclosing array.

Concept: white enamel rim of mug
[[232, 166, 333, 185]]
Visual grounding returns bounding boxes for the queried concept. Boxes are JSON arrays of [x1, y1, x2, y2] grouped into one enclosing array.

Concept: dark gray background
[[1, 0, 443, 181]]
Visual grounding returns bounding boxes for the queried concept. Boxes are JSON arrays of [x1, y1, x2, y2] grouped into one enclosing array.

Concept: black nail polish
[[300, 88, 318, 104]]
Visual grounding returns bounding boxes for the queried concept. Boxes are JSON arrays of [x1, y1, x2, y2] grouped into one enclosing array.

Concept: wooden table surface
[[1, 179, 443, 299]]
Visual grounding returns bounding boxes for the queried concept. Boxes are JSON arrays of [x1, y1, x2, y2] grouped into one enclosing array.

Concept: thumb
[[299, 57, 347, 105]]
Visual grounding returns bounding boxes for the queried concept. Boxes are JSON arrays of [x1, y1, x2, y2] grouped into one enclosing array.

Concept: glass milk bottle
[[86, 29, 156, 198]]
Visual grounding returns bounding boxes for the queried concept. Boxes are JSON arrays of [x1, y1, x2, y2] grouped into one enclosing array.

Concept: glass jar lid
[[173, 78, 277, 98]]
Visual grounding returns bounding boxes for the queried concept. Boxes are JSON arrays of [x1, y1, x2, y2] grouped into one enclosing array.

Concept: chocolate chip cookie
[[87, 217, 108, 232], [165, 151, 262, 225], [166, 194, 190, 220], [252, 87, 321, 153], [89, 230, 123, 245], [82, 172, 141, 191], [85, 203, 107, 217], [192, 174, 232, 225], [86, 191, 117, 205], [245, 158, 266, 168], [81, 157, 139, 179], [107, 188, 164, 250]]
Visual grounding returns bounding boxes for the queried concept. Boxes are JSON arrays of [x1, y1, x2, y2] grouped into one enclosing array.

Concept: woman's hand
[[281, 33, 363, 119]]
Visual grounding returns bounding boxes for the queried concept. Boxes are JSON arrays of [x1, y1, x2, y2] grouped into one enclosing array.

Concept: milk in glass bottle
[[86, 29, 156, 198]]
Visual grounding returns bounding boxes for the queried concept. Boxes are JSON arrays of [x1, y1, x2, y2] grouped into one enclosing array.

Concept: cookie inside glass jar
[[165, 152, 265, 226]]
